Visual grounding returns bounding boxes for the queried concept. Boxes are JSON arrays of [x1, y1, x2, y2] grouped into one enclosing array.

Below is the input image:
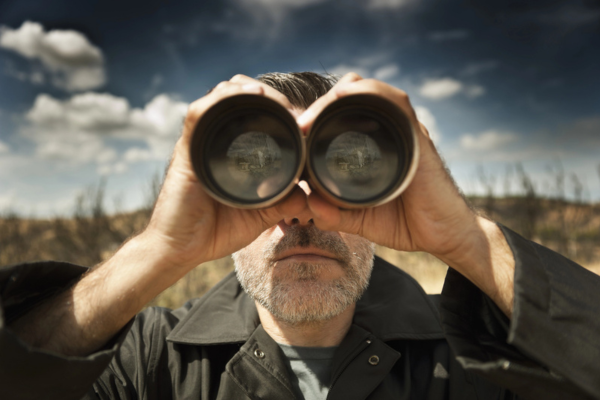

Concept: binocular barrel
[[190, 94, 419, 209]]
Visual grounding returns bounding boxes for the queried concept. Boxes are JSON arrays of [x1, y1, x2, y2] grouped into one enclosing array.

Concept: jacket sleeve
[[439, 224, 600, 400], [0, 261, 137, 400]]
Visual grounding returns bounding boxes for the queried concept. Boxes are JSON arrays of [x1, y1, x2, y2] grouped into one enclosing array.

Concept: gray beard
[[233, 225, 375, 325]]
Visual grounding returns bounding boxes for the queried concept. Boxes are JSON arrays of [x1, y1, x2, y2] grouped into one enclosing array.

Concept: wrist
[[133, 228, 208, 274], [437, 216, 515, 316]]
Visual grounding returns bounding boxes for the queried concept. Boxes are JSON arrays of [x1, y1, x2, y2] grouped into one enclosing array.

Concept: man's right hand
[[143, 74, 308, 272], [8, 75, 308, 356]]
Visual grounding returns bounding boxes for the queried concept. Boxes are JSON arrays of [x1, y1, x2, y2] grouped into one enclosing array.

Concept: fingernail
[[242, 84, 262, 93]]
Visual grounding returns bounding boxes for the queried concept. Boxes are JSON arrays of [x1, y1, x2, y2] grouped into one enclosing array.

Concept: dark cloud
[[428, 29, 470, 42]]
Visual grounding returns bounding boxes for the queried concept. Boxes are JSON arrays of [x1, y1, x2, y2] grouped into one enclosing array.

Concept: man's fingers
[[229, 74, 295, 110], [336, 72, 364, 85], [181, 81, 266, 144], [256, 185, 308, 230], [331, 79, 424, 136], [296, 72, 363, 131], [306, 191, 364, 235]]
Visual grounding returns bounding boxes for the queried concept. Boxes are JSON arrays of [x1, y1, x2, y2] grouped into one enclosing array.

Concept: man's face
[[233, 100, 375, 325], [233, 218, 375, 325]]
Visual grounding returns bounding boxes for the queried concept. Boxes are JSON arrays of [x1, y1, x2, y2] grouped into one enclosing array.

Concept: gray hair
[[257, 72, 339, 109]]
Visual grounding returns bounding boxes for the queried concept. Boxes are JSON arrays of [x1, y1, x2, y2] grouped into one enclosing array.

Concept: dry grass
[[147, 256, 235, 309], [375, 247, 448, 294], [1, 194, 599, 309]]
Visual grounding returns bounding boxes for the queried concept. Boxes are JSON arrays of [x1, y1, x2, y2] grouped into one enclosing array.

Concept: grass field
[[2, 190, 599, 309]]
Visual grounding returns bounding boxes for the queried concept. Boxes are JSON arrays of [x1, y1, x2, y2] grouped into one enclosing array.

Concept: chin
[[258, 278, 361, 325]]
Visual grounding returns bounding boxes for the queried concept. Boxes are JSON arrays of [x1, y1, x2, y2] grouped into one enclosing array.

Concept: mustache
[[270, 225, 352, 264]]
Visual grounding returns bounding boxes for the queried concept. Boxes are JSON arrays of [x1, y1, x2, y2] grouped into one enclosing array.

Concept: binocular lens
[[307, 94, 415, 206], [310, 112, 402, 202], [191, 93, 417, 209], [191, 95, 303, 207]]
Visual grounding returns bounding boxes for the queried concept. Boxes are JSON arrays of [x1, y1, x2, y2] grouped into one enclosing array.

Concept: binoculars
[[190, 93, 419, 209]]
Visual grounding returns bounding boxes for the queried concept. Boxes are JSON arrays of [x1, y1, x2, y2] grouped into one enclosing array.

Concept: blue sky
[[1, 0, 599, 215]]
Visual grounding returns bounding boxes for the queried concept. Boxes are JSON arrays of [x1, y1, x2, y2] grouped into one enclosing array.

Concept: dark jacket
[[0, 225, 599, 400]]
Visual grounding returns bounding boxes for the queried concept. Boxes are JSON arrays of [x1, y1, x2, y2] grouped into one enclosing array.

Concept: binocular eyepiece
[[190, 94, 419, 209]]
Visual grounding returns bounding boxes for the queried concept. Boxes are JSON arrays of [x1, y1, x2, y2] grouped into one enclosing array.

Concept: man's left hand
[[298, 74, 516, 316]]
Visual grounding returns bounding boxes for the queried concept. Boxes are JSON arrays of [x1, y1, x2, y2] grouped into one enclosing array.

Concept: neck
[[256, 302, 355, 347]]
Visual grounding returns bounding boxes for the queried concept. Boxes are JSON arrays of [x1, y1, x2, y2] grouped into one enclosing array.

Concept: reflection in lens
[[205, 112, 299, 203], [325, 131, 382, 184], [224, 132, 282, 198], [311, 112, 405, 203]]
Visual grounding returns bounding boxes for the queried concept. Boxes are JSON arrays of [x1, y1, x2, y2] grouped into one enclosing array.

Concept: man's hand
[[145, 75, 308, 271], [300, 73, 516, 316], [9, 75, 310, 356]]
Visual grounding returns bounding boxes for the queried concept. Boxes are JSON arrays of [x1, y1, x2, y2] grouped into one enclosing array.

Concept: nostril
[[292, 218, 299, 224], [309, 218, 314, 224]]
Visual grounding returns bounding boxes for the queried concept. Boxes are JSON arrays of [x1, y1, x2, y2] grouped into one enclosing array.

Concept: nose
[[283, 214, 314, 227], [283, 181, 315, 227]]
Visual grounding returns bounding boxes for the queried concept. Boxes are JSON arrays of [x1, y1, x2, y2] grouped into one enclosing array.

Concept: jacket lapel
[[328, 325, 402, 400], [164, 257, 446, 400], [166, 256, 444, 347], [225, 325, 298, 400], [166, 272, 259, 345]]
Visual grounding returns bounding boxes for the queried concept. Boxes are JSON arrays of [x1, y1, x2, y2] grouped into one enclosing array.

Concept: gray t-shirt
[[278, 343, 338, 400]]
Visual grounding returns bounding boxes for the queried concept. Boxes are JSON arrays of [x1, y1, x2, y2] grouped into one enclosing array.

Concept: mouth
[[274, 246, 339, 262]]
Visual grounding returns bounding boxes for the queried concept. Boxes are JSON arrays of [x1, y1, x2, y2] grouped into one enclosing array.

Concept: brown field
[[1, 195, 599, 309]]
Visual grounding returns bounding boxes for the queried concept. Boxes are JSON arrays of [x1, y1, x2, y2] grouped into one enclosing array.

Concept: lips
[[274, 246, 338, 262]]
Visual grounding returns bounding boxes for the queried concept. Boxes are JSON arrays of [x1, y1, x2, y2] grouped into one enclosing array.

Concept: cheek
[[236, 226, 282, 261], [341, 233, 375, 254]]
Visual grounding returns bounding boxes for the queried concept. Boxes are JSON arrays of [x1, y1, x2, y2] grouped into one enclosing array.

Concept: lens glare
[[311, 111, 406, 203], [204, 112, 299, 203]]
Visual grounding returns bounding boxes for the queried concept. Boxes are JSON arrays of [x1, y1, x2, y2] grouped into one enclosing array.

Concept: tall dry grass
[[1, 163, 599, 308]]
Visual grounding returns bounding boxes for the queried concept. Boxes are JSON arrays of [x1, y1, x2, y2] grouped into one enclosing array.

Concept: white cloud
[[414, 106, 441, 144], [460, 130, 517, 151], [328, 57, 401, 82], [328, 64, 371, 79], [96, 148, 118, 164], [222, 0, 326, 40], [21, 92, 188, 169], [0, 21, 106, 91], [428, 29, 469, 42], [238, 0, 324, 6], [124, 147, 154, 163], [419, 78, 463, 100], [130, 94, 188, 137], [373, 64, 400, 81], [367, 0, 413, 9], [464, 84, 485, 98], [0, 189, 17, 210], [27, 93, 130, 130], [98, 162, 128, 176], [3, 59, 45, 85], [419, 78, 485, 100], [0, 139, 9, 153]]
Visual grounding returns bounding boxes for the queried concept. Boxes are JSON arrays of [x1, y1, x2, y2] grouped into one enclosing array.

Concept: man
[[1, 72, 599, 400]]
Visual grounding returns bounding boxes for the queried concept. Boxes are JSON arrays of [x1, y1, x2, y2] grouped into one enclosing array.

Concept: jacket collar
[[166, 256, 444, 345]]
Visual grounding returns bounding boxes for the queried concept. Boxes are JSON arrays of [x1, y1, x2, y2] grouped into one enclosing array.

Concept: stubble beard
[[233, 225, 375, 325]]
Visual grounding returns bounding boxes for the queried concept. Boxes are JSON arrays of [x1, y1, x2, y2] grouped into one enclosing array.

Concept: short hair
[[257, 72, 339, 109]]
